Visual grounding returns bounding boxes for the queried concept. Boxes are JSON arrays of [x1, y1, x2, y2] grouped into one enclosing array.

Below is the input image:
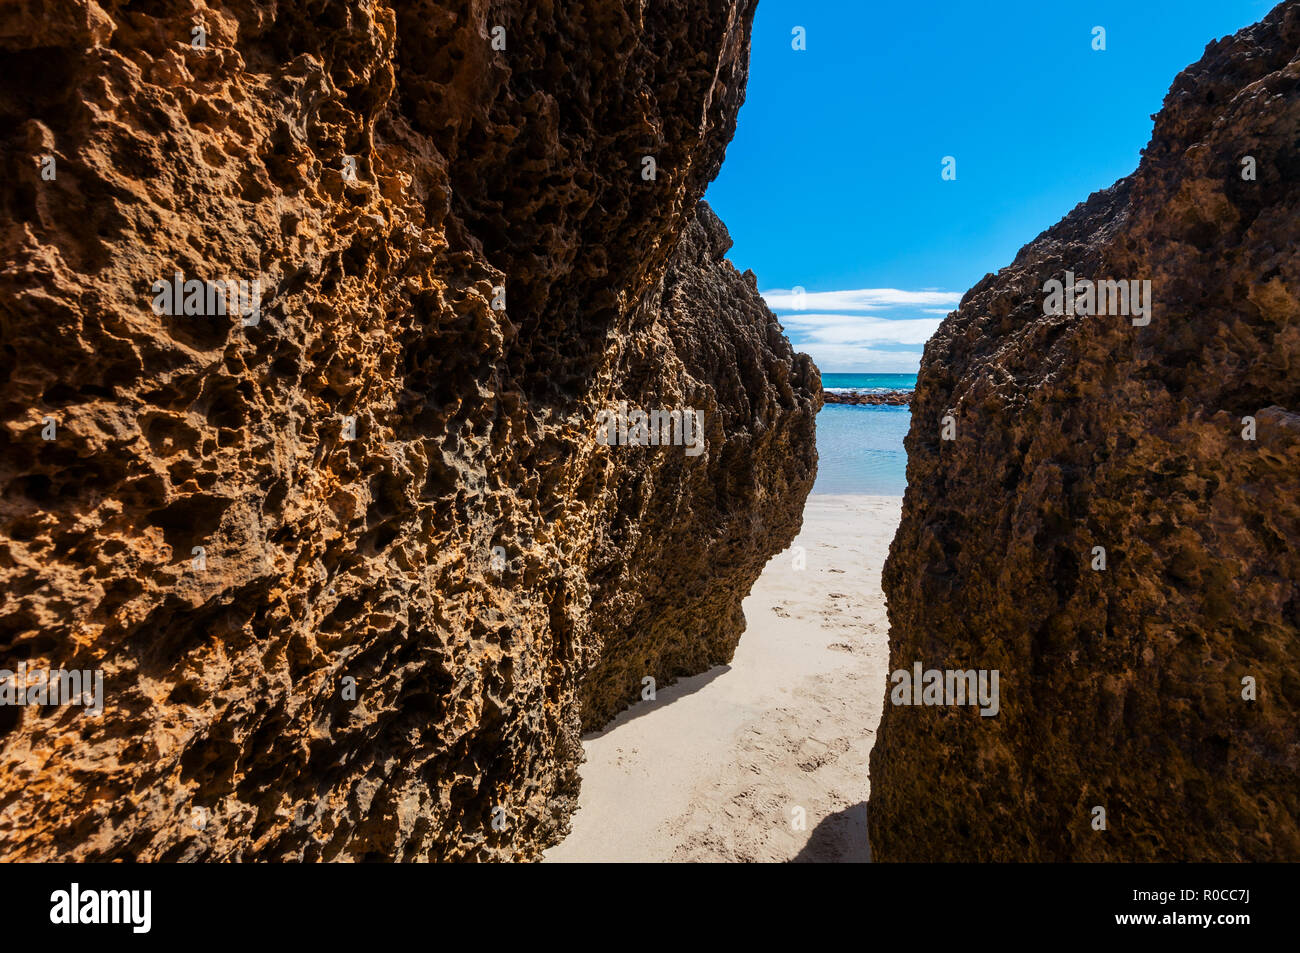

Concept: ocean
[[820, 372, 917, 394], [812, 402, 911, 496]]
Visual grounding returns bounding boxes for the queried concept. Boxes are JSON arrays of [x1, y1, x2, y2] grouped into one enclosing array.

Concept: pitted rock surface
[[869, 2, 1300, 861], [0, 0, 817, 861]]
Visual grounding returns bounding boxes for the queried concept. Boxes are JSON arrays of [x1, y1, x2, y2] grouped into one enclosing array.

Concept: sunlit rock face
[[870, 2, 1299, 861], [0, 0, 817, 861]]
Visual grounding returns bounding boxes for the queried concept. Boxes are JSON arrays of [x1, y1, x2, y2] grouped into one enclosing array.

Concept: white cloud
[[799, 344, 923, 374], [776, 313, 941, 346], [758, 286, 957, 372], [761, 287, 963, 312]]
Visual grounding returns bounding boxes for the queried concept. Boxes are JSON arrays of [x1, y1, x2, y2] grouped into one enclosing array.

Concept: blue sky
[[704, 0, 1276, 372]]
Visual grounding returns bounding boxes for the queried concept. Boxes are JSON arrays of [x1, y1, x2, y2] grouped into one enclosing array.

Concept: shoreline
[[544, 494, 901, 862]]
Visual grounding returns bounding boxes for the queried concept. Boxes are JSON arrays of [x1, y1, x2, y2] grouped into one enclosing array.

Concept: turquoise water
[[812, 403, 911, 495], [821, 372, 917, 394]]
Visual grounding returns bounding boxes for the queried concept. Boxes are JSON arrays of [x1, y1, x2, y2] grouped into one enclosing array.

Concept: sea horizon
[[820, 372, 916, 394]]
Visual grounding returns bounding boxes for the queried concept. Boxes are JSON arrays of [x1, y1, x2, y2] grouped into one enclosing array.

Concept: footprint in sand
[[795, 736, 851, 773]]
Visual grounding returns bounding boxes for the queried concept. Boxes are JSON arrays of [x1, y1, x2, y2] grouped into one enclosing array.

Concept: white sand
[[543, 494, 901, 863]]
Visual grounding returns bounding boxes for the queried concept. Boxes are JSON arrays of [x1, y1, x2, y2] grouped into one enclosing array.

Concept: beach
[[543, 495, 901, 862]]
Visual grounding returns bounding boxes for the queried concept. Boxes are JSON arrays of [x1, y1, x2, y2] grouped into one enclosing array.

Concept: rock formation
[[870, 1, 1299, 861], [822, 390, 912, 407], [580, 203, 821, 729], [0, 0, 818, 861]]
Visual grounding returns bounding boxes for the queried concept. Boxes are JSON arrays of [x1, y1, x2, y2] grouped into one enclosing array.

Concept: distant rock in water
[[822, 390, 913, 407], [870, 2, 1299, 861], [0, 0, 817, 860]]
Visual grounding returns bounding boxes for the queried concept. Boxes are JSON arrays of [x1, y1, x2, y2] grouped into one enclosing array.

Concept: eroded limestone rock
[[870, 2, 1300, 861], [0, 0, 817, 861]]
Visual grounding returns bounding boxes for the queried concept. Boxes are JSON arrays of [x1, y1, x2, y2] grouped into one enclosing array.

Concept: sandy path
[[543, 494, 901, 863]]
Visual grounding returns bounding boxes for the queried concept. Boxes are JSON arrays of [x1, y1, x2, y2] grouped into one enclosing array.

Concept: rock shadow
[[790, 801, 872, 862], [582, 664, 733, 740]]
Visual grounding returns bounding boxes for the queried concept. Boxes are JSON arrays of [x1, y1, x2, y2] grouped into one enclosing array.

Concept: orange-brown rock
[[0, 0, 817, 861], [870, 1, 1300, 861]]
